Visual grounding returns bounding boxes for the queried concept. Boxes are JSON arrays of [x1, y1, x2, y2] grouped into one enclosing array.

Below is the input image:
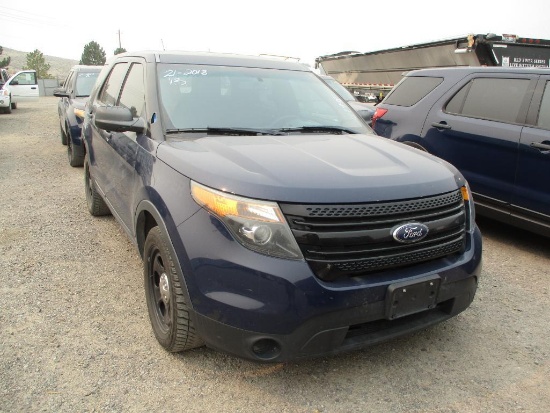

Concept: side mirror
[[53, 88, 70, 98], [95, 106, 146, 133], [10, 80, 19, 86]]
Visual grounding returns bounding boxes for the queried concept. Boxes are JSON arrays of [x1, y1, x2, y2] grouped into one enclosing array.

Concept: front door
[[9, 71, 39, 101], [422, 75, 534, 210], [89, 60, 147, 236], [513, 76, 550, 222]]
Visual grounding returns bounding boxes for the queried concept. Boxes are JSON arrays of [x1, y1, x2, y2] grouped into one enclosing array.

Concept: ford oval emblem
[[392, 223, 429, 243]]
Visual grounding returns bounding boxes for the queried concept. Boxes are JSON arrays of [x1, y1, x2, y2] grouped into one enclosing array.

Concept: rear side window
[[537, 81, 550, 130], [446, 78, 530, 123], [384, 76, 443, 106]]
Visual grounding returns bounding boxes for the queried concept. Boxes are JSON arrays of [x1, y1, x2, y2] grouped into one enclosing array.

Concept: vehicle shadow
[[475, 216, 550, 258]]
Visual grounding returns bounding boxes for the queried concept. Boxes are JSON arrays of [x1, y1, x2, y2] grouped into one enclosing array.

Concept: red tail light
[[371, 108, 388, 128]]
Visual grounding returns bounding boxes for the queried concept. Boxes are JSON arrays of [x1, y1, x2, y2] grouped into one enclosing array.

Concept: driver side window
[[119, 63, 145, 118], [13, 71, 37, 85], [97, 63, 129, 106]]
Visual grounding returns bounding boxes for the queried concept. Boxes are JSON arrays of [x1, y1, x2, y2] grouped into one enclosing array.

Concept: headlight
[[461, 183, 476, 232], [191, 181, 303, 260], [0, 89, 9, 97]]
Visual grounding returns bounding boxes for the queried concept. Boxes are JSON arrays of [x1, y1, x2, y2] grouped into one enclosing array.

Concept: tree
[[23, 49, 51, 79], [114, 47, 127, 55], [80, 41, 106, 65], [0, 46, 11, 68]]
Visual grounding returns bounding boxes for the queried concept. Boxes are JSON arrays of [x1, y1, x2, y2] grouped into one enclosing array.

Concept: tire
[[60, 123, 68, 145], [84, 156, 110, 216], [68, 137, 84, 167], [10, 101, 16, 109], [144, 226, 204, 352]]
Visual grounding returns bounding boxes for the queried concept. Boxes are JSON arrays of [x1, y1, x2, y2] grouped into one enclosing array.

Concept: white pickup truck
[[0, 69, 39, 113]]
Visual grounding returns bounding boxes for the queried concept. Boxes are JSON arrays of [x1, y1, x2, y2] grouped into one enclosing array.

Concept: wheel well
[[137, 210, 158, 258], [402, 141, 427, 152]]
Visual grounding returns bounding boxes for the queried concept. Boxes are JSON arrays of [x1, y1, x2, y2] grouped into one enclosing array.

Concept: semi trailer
[[315, 33, 550, 101]]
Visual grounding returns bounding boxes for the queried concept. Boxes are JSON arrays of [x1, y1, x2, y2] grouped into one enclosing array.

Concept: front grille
[[280, 190, 467, 281]]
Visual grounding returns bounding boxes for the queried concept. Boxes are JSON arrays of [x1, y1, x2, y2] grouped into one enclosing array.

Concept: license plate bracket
[[385, 275, 441, 320]]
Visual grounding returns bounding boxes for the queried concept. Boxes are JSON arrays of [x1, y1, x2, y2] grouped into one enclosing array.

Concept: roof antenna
[[160, 39, 165, 51]]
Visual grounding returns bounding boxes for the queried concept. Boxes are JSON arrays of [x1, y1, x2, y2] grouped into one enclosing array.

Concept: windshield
[[157, 64, 369, 134], [75, 71, 100, 97], [323, 77, 356, 102]]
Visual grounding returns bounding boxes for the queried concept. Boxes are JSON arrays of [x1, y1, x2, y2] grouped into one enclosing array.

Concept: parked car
[[54, 65, 102, 166], [0, 68, 8, 86], [372, 66, 550, 238], [0, 86, 11, 114], [320, 74, 375, 124], [0, 68, 11, 114], [82, 51, 481, 362], [1, 70, 39, 110]]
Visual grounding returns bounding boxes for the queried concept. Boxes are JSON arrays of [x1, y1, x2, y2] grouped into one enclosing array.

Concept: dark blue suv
[[82, 51, 482, 362], [54, 65, 102, 166], [373, 67, 550, 237]]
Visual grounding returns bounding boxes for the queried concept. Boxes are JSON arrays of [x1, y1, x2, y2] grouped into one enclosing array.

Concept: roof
[[70, 64, 103, 71], [111, 50, 310, 71], [406, 66, 550, 77]]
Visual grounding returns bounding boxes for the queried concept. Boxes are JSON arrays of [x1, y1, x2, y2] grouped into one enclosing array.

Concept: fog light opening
[[251, 338, 281, 360]]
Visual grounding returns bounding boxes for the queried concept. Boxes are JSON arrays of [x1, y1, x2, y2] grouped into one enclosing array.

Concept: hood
[[72, 97, 89, 109], [156, 133, 464, 203], [348, 101, 375, 119]]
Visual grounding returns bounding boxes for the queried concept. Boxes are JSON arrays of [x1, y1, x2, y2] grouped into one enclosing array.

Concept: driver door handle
[[431, 121, 451, 130], [530, 142, 550, 151]]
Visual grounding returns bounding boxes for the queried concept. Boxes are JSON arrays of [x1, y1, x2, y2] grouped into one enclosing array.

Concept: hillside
[[1, 47, 78, 81]]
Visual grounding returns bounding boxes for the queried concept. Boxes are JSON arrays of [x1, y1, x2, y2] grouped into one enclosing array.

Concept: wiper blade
[[165, 127, 285, 136], [278, 126, 358, 134]]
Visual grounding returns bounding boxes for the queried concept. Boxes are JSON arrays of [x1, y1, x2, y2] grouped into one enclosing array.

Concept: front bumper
[[177, 209, 482, 362], [0, 96, 10, 108], [195, 275, 477, 362]]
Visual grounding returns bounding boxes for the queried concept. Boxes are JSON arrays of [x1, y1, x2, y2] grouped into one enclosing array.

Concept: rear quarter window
[[384, 76, 443, 107]]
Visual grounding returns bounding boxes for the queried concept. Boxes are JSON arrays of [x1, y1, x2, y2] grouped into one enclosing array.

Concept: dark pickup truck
[[82, 51, 482, 362]]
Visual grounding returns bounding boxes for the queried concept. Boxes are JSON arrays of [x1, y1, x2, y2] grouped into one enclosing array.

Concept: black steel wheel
[[84, 156, 110, 216], [144, 226, 204, 352]]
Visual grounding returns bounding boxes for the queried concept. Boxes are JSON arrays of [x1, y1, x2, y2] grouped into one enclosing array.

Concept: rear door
[[8, 70, 39, 101], [513, 75, 550, 222], [373, 76, 443, 141], [421, 73, 536, 209]]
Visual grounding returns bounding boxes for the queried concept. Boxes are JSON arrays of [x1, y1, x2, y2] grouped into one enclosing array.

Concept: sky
[[1, 0, 550, 69]]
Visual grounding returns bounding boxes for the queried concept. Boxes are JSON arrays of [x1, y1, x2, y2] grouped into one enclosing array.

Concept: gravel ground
[[1, 97, 549, 413]]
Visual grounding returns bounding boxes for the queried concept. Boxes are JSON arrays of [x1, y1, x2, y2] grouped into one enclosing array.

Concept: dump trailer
[[315, 33, 550, 101]]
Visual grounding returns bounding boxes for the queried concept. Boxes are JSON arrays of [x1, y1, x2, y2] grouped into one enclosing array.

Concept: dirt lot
[[0, 98, 549, 413]]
